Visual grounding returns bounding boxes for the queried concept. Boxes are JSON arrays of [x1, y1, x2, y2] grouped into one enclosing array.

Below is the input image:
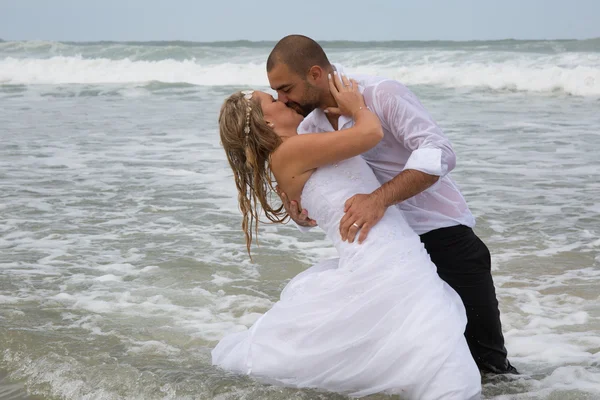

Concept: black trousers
[[420, 224, 516, 374]]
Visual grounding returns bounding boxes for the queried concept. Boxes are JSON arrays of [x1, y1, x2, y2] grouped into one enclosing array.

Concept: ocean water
[[0, 39, 599, 400]]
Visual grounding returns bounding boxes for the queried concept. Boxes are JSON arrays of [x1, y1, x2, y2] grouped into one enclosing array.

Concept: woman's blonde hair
[[219, 91, 288, 257]]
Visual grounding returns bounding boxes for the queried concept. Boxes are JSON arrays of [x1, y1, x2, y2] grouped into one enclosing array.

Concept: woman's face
[[253, 91, 304, 134]]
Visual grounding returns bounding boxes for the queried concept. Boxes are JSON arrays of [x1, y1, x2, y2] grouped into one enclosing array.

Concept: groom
[[268, 34, 517, 375]]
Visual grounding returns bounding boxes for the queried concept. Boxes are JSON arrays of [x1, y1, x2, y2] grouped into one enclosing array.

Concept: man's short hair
[[267, 35, 332, 77]]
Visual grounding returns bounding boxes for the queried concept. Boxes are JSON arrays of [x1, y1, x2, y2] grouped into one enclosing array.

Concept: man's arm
[[340, 80, 455, 243], [339, 170, 438, 244], [373, 169, 439, 207]]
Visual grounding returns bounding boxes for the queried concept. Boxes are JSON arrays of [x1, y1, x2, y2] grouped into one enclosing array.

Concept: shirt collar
[[309, 63, 356, 131]]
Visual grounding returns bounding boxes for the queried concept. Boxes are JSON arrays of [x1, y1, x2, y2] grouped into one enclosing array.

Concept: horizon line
[[1, 37, 599, 44]]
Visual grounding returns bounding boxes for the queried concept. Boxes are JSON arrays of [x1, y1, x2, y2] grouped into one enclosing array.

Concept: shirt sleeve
[[369, 80, 456, 177]]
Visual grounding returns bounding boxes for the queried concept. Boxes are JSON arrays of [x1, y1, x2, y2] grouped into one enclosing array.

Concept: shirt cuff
[[294, 222, 315, 233], [403, 148, 444, 176]]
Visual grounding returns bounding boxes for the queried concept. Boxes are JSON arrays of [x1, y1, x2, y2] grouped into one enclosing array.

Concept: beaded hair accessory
[[241, 90, 254, 144]]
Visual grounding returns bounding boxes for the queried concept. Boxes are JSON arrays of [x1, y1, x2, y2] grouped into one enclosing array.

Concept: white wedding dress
[[212, 156, 482, 399]]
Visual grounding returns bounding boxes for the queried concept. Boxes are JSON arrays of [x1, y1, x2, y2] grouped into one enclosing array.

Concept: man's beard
[[287, 101, 318, 117], [287, 82, 321, 117]]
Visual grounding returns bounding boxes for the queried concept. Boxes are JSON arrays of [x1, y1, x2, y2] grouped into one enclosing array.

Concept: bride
[[212, 72, 482, 400]]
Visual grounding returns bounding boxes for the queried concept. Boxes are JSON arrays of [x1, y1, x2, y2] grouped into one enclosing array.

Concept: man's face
[[267, 63, 322, 117]]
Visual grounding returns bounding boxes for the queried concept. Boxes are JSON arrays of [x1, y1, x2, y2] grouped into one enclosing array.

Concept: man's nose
[[277, 92, 288, 103]]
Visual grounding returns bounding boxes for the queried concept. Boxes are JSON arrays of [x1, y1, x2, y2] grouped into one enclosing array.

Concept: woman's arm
[[271, 74, 383, 176]]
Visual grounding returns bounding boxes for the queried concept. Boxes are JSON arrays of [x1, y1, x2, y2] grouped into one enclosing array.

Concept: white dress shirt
[[297, 64, 475, 235]]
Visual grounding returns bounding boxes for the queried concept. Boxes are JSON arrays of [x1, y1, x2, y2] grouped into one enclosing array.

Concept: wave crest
[[1, 55, 599, 96]]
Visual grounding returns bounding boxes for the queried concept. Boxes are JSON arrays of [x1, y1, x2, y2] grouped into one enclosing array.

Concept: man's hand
[[339, 193, 386, 244], [276, 186, 318, 228]]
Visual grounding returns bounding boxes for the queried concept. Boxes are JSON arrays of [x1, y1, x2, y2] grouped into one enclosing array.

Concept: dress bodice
[[300, 156, 418, 260]]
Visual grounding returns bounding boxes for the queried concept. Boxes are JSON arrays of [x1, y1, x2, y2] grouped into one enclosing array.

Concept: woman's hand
[[325, 72, 365, 117]]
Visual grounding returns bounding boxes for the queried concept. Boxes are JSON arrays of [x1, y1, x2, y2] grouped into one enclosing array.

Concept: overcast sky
[[1, 0, 599, 42]]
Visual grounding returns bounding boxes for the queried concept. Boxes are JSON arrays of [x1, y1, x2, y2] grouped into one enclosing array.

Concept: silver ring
[[352, 223, 360, 228]]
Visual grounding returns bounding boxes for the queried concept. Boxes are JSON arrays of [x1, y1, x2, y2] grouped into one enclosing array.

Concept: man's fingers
[[358, 223, 371, 244], [339, 210, 352, 229], [279, 191, 291, 208], [339, 215, 355, 241], [299, 208, 310, 222], [290, 200, 300, 216], [324, 107, 341, 115], [344, 197, 354, 212], [339, 220, 349, 241], [346, 220, 363, 243], [281, 191, 291, 208], [283, 199, 317, 227], [301, 209, 317, 226]]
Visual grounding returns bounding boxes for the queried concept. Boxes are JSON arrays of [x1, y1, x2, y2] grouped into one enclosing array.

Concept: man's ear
[[307, 65, 324, 83]]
